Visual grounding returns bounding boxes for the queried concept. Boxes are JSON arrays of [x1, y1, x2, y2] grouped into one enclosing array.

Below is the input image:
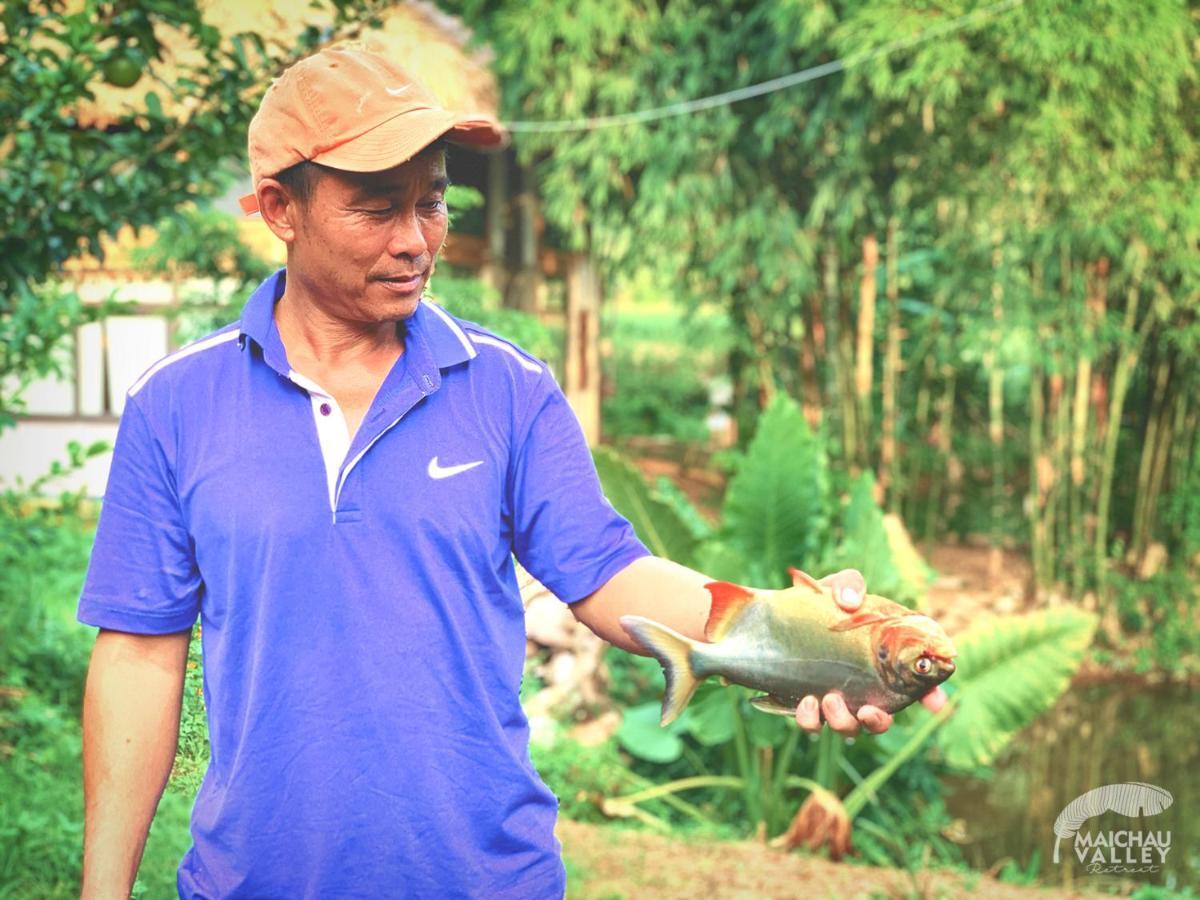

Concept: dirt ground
[[557, 819, 1104, 899], [922, 541, 1038, 634]]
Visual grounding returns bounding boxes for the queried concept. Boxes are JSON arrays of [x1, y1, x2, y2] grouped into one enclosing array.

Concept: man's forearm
[[571, 556, 712, 653], [81, 629, 190, 899]]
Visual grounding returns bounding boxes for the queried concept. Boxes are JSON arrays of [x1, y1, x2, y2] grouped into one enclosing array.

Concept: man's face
[[286, 147, 449, 325]]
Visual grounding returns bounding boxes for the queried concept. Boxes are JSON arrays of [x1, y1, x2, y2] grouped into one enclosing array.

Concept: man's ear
[[257, 178, 300, 244]]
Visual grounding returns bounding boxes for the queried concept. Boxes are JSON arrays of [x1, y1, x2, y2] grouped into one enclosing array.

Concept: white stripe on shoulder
[[128, 329, 241, 397], [423, 301, 477, 359], [468, 334, 544, 374]]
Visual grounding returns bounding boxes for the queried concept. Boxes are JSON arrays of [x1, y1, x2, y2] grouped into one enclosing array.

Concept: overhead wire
[[503, 0, 1025, 134]]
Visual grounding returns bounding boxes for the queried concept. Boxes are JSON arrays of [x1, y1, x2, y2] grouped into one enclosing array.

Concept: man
[[78, 47, 940, 898]]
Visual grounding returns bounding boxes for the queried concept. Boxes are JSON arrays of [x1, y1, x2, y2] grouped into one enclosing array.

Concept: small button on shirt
[[77, 269, 649, 899]]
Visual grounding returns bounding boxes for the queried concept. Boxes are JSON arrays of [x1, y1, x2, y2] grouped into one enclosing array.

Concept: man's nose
[[385, 208, 428, 259]]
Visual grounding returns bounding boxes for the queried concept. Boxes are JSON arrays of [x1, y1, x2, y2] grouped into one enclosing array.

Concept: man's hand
[[793, 569, 947, 736]]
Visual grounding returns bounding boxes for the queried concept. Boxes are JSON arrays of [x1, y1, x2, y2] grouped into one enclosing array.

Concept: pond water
[[946, 680, 1198, 892]]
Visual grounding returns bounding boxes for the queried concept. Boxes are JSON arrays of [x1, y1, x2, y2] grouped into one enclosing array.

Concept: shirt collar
[[238, 268, 479, 372]]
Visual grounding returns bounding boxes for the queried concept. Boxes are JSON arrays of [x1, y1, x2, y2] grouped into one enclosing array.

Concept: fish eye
[[877, 646, 888, 660], [914, 657, 933, 675]]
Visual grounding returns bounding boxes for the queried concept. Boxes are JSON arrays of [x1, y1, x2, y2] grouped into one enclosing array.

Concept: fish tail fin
[[620, 616, 700, 726]]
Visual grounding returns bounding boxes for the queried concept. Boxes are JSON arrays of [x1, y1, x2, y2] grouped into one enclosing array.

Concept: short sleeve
[[510, 375, 649, 603], [77, 397, 201, 633]]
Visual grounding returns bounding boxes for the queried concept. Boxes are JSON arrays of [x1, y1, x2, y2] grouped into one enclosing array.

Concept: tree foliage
[[463, 0, 1199, 599], [0, 0, 387, 423]]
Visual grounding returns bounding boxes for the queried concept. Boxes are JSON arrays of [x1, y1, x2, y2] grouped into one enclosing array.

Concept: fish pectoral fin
[[829, 611, 900, 632], [750, 695, 797, 717]]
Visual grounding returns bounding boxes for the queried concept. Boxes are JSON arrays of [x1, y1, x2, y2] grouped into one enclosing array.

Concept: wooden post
[[508, 164, 544, 313], [565, 254, 602, 445], [482, 152, 509, 296]]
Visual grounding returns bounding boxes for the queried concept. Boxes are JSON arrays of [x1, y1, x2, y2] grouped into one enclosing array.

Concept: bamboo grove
[[467, 0, 1199, 602]]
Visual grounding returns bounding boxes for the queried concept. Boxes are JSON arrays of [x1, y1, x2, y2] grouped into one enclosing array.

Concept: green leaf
[[615, 701, 684, 763], [936, 608, 1097, 770], [692, 540, 749, 584], [678, 683, 735, 747], [822, 471, 916, 607], [720, 394, 829, 586], [744, 700, 793, 748], [593, 446, 698, 566]]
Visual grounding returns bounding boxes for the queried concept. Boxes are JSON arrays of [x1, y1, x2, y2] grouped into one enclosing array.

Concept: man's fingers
[[857, 705, 892, 734], [821, 693, 859, 735], [795, 695, 821, 732], [921, 686, 947, 713]]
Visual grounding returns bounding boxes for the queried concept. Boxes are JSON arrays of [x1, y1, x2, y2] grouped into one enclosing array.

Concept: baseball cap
[[239, 46, 507, 215]]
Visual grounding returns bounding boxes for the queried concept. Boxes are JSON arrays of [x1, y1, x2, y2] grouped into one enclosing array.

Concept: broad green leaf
[[692, 541, 749, 584], [744, 698, 793, 748], [720, 394, 829, 585], [653, 475, 714, 542], [593, 446, 698, 567], [821, 471, 916, 607], [615, 701, 684, 763], [678, 683, 736, 747], [936, 608, 1097, 770]]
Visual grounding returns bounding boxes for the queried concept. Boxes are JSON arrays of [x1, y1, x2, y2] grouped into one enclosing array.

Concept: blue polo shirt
[[77, 269, 649, 898]]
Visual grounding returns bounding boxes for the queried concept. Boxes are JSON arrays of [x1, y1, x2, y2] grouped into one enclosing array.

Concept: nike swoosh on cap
[[427, 457, 484, 480]]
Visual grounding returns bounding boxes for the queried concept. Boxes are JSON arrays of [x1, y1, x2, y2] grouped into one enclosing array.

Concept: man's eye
[[421, 199, 446, 212]]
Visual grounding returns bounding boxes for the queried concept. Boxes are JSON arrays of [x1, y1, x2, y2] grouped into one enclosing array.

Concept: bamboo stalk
[[1044, 367, 1066, 585], [800, 293, 824, 429], [1095, 277, 1149, 594], [1054, 244, 1074, 585], [855, 234, 879, 468], [1141, 368, 1179, 561], [1030, 358, 1047, 590], [1068, 269, 1094, 595], [880, 218, 901, 510], [986, 239, 1005, 580], [909, 363, 933, 529], [924, 365, 957, 540], [1029, 261, 1048, 592], [907, 289, 947, 531], [831, 239, 859, 468], [1132, 356, 1171, 562]]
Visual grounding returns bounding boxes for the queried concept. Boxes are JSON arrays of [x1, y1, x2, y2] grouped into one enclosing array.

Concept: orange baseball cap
[[239, 46, 507, 215]]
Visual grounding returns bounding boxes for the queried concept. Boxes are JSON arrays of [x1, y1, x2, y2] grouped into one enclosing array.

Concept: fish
[[620, 569, 957, 725]]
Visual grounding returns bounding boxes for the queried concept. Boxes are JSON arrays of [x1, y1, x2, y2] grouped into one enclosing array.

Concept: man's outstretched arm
[[571, 556, 943, 736], [81, 628, 190, 899]]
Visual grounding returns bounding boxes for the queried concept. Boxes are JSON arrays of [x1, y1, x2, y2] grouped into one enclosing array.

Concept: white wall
[[0, 421, 118, 497]]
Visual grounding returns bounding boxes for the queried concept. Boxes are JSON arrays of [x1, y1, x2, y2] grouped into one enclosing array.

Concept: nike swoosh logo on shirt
[[385, 85, 412, 97], [427, 457, 484, 480]]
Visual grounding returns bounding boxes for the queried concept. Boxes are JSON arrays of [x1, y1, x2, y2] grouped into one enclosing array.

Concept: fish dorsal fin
[[787, 567, 824, 592], [829, 611, 902, 632], [703, 581, 754, 642]]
